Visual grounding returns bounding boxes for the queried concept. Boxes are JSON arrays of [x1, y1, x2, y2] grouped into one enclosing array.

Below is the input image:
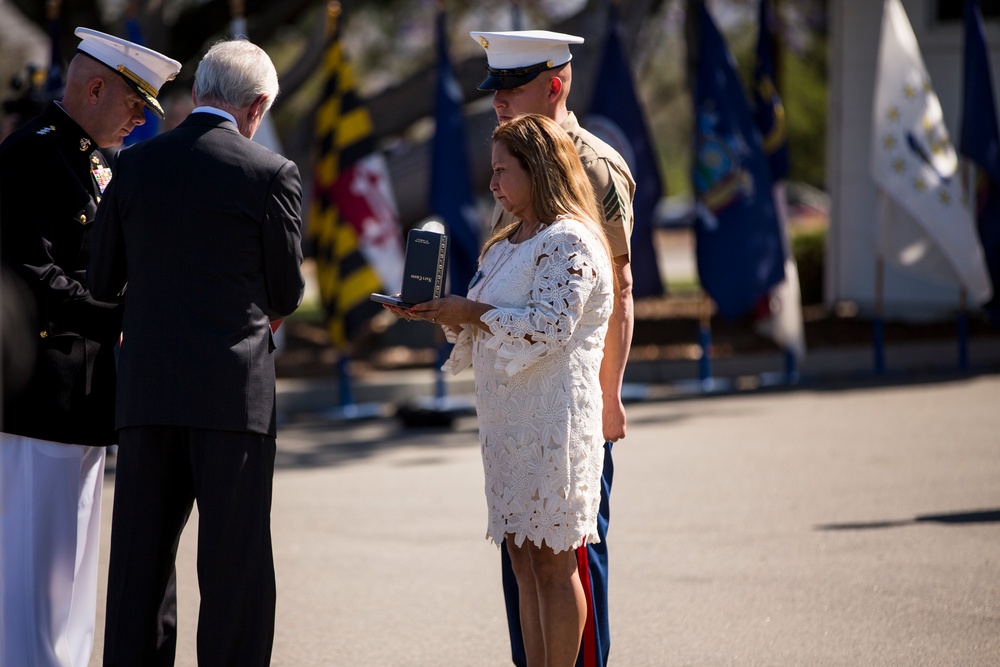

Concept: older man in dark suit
[[89, 38, 304, 667]]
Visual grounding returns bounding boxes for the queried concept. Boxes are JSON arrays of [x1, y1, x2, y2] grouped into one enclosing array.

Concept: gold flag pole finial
[[229, 0, 247, 36], [327, 2, 342, 37], [46, 0, 61, 21]]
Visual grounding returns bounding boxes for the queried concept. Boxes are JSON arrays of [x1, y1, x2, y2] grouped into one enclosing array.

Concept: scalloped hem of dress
[[486, 529, 602, 555]]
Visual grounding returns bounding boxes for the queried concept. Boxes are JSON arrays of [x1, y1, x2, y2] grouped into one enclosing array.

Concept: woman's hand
[[409, 295, 493, 332], [381, 300, 415, 321]]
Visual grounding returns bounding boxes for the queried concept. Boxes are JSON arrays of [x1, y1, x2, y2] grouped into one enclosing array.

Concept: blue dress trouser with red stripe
[[501, 441, 614, 667]]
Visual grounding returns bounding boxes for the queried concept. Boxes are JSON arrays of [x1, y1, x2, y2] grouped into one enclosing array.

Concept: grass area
[[666, 277, 701, 294], [286, 294, 325, 324]]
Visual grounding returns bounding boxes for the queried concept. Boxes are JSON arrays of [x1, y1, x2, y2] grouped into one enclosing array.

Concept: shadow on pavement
[[815, 508, 1000, 531], [647, 367, 1000, 405], [273, 415, 480, 471]]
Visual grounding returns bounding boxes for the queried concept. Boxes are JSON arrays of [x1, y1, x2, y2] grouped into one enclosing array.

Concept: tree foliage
[[2, 0, 830, 212]]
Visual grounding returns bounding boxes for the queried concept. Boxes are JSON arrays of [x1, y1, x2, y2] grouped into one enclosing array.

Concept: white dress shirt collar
[[191, 106, 238, 126]]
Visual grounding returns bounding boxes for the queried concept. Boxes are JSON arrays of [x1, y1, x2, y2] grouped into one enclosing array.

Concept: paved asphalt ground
[[89, 370, 1000, 666]]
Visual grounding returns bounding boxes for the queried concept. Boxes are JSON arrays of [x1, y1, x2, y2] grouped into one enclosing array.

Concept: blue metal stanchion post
[[698, 324, 712, 387], [873, 257, 886, 375], [434, 342, 452, 401], [699, 292, 712, 390], [397, 339, 473, 428], [957, 313, 969, 371], [784, 349, 799, 384], [338, 354, 354, 407], [957, 289, 969, 370], [873, 316, 886, 375]]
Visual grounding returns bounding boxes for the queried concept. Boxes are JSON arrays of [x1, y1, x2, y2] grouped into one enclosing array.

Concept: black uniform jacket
[[0, 103, 123, 446], [88, 112, 304, 437]]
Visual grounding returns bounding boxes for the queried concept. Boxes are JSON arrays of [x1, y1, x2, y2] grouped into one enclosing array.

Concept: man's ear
[[250, 93, 268, 120], [548, 76, 563, 102], [86, 77, 106, 106]]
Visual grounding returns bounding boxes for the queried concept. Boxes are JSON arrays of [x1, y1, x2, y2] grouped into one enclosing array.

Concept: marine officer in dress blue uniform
[[0, 28, 180, 667]]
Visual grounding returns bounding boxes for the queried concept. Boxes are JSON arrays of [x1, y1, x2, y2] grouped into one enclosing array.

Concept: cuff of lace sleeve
[[441, 326, 473, 375], [442, 324, 461, 344], [481, 309, 546, 376]]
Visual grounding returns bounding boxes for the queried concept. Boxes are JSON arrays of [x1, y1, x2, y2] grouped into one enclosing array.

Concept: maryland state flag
[[309, 5, 404, 349]]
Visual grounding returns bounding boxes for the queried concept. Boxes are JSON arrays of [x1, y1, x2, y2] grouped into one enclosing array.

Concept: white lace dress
[[443, 218, 614, 554]]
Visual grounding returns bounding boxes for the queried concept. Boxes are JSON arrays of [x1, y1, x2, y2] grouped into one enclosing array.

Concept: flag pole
[[957, 158, 973, 372], [698, 290, 713, 389], [337, 354, 354, 407], [326, 3, 340, 53], [434, 343, 448, 401], [229, 0, 247, 36], [432, 0, 452, 407], [511, 0, 524, 30], [770, 4, 799, 386], [319, 1, 379, 421], [396, 8, 476, 427], [45, 0, 63, 95], [784, 348, 798, 384], [958, 288, 969, 370], [874, 255, 886, 375], [326, 1, 352, 412], [323, 39, 374, 418]]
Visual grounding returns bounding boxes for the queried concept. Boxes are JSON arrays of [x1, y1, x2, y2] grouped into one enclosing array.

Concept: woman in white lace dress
[[403, 114, 614, 666]]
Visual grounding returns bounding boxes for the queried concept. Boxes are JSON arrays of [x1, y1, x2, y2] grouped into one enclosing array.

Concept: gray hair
[[194, 39, 279, 112]]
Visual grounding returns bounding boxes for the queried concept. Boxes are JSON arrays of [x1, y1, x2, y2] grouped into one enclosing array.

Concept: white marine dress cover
[[443, 218, 614, 554]]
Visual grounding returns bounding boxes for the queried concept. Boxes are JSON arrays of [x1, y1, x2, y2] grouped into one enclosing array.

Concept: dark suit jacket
[[0, 102, 122, 445], [89, 112, 304, 437]]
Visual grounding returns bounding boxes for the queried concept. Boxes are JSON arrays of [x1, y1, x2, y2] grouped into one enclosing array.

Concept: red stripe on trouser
[[576, 542, 597, 667]]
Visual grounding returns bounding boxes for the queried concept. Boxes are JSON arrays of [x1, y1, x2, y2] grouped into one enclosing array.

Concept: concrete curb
[[276, 338, 1000, 416]]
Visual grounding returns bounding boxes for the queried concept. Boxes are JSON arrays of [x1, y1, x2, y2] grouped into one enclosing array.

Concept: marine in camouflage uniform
[[491, 111, 634, 258], [473, 30, 637, 667]]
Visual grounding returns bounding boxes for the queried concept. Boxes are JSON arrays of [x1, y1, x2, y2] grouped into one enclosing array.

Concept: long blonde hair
[[482, 114, 612, 274]]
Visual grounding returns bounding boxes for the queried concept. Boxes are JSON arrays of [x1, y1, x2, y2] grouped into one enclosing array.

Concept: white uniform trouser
[[0, 433, 105, 667]]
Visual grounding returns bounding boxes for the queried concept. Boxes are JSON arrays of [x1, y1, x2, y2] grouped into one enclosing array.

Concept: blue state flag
[[692, 3, 785, 319], [960, 0, 1000, 323], [45, 6, 63, 97], [586, 4, 664, 298], [431, 10, 479, 297], [751, 0, 805, 359], [753, 0, 789, 181], [123, 17, 160, 145]]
